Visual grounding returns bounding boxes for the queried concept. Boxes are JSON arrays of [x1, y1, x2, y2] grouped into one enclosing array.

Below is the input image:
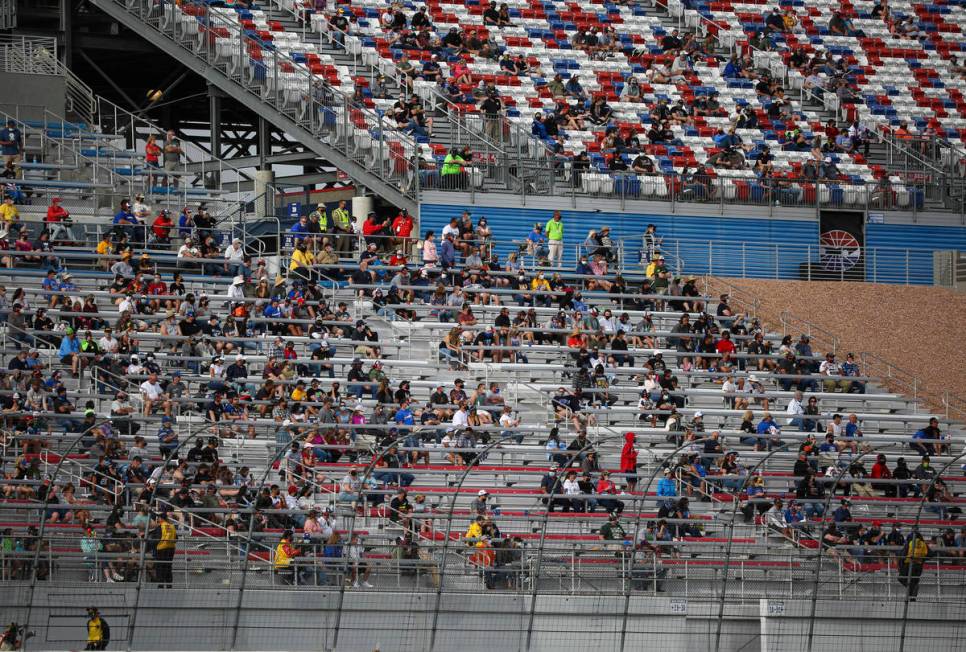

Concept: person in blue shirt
[[656, 467, 678, 510], [113, 200, 137, 225], [41, 270, 58, 304], [262, 298, 284, 335], [394, 400, 415, 427], [290, 215, 310, 241], [840, 352, 865, 393], [439, 232, 456, 269], [832, 499, 852, 524], [58, 326, 83, 377], [0, 119, 23, 175], [157, 415, 179, 458], [526, 223, 548, 262], [532, 113, 549, 140], [113, 199, 140, 240], [575, 255, 593, 277], [756, 412, 783, 450], [723, 55, 741, 79]]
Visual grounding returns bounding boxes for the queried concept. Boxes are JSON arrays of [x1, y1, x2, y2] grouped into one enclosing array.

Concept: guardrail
[[662, 238, 938, 285], [98, 0, 419, 208]]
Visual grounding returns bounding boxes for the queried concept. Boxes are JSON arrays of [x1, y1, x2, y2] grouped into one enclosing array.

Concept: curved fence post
[[331, 430, 417, 651], [228, 438, 299, 651], [523, 433, 628, 652], [22, 419, 114, 650], [430, 432, 547, 652], [618, 436, 710, 652], [898, 450, 966, 651], [713, 443, 790, 652], [806, 443, 896, 652], [125, 423, 198, 651]]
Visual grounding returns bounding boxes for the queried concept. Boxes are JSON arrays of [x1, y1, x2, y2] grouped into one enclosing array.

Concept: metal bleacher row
[[0, 200, 964, 603]]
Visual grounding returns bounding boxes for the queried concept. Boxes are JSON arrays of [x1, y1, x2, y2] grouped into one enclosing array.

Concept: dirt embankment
[[708, 278, 966, 416]]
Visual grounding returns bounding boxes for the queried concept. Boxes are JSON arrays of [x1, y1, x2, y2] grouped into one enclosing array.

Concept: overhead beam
[[182, 151, 322, 173], [76, 48, 140, 112], [93, 0, 414, 212]]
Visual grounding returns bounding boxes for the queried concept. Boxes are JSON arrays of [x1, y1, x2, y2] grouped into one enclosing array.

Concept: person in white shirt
[[126, 356, 144, 376], [347, 534, 373, 588], [562, 470, 584, 512], [227, 276, 246, 302], [224, 238, 245, 276], [451, 402, 469, 430], [441, 216, 461, 240], [819, 353, 850, 392], [599, 309, 617, 333], [786, 390, 805, 429], [722, 376, 738, 408], [139, 371, 170, 416], [499, 405, 522, 443], [132, 193, 151, 221], [177, 237, 201, 259], [98, 328, 119, 355]]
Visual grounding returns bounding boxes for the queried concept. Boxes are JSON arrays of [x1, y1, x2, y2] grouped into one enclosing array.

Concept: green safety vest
[[545, 218, 563, 241], [332, 207, 351, 230], [310, 209, 329, 231], [441, 153, 465, 176]]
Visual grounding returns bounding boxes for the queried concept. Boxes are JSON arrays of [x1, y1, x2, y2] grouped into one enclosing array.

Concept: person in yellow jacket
[[0, 196, 18, 228], [153, 511, 177, 589], [85, 607, 108, 650], [530, 272, 552, 306], [288, 240, 315, 281], [330, 200, 353, 255], [899, 530, 929, 600], [274, 530, 302, 585], [464, 515, 485, 545], [645, 254, 666, 279]]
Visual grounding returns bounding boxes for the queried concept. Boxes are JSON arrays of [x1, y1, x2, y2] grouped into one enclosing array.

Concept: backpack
[[100, 617, 110, 644]]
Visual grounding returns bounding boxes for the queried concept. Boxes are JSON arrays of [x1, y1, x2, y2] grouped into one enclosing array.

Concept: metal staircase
[[92, 0, 420, 213]]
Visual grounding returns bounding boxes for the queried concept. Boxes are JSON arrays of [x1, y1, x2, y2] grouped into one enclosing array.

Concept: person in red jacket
[[391, 208, 415, 254], [870, 453, 895, 498], [152, 209, 174, 243], [620, 431, 639, 492], [361, 211, 389, 252], [45, 197, 77, 242]]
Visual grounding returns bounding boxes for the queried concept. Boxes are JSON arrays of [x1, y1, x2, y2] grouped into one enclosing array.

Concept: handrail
[[99, 0, 419, 205]]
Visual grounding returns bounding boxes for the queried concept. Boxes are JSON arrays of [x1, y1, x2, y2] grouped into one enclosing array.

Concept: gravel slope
[[708, 278, 966, 418]]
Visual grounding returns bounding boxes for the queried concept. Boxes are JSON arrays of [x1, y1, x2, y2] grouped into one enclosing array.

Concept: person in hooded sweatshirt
[[621, 431, 639, 492]]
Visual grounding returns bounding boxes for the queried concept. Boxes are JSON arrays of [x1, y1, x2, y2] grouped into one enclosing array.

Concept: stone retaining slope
[[711, 278, 966, 414]]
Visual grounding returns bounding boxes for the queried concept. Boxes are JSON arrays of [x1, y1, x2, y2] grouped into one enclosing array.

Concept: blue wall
[[421, 203, 966, 284], [865, 223, 966, 284], [420, 204, 818, 277]]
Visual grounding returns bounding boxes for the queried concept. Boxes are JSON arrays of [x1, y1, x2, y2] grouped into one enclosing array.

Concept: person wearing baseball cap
[[471, 489, 490, 515]]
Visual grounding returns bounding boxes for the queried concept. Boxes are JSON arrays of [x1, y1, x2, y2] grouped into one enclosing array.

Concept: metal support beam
[[60, 0, 71, 67], [257, 116, 270, 171], [76, 48, 140, 112], [209, 85, 223, 187], [93, 0, 417, 212]]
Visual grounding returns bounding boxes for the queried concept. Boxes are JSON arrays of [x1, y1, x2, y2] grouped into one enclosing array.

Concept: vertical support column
[[257, 116, 270, 171], [255, 170, 275, 221], [59, 0, 71, 67], [208, 84, 223, 189]]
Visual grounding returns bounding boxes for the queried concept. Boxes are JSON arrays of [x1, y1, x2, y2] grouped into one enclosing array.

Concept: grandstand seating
[[256, 0, 966, 207], [1, 149, 964, 606], [2, 4, 966, 648]]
